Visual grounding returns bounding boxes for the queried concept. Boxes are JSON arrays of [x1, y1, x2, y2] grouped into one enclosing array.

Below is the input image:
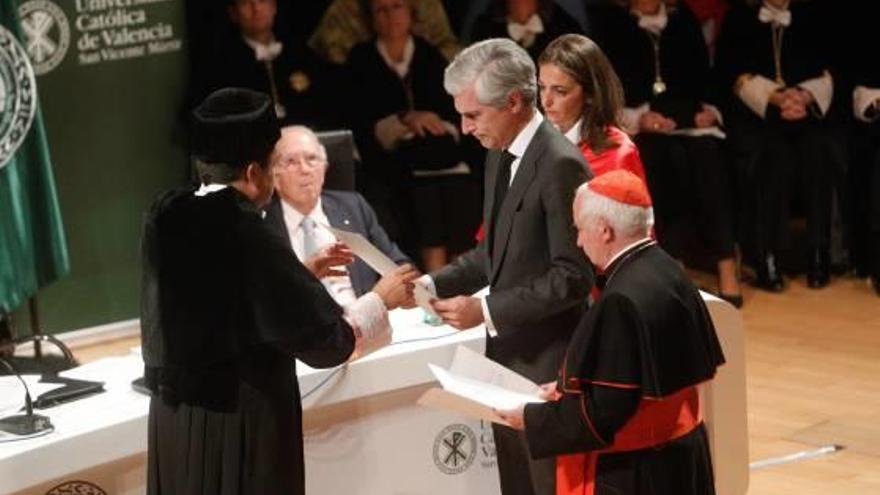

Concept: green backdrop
[[12, 0, 188, 334]]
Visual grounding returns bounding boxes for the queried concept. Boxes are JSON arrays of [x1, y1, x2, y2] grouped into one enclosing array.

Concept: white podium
[[0, 295, 748, 495]]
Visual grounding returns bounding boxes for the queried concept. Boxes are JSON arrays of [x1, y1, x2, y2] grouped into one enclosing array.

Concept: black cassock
[[140, 186, 355, 495], [592, 3, 735, 265], [523, 241, 724, 495], [714, 1, 841, 258]]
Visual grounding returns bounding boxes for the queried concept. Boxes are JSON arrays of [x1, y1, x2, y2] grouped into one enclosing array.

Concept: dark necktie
[[489, 150, 517, 254]]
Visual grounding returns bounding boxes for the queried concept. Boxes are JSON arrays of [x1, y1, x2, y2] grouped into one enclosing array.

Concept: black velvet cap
[[191, 88, 281, 167]]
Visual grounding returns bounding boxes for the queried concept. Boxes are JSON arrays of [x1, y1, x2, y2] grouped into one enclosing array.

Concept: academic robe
[[578, 126, 647, 187], [197, 34, 340, 129], [715, 1, 841, 258], [470, 3, 583, 60], [593, 4, 736, 263], [140, 186, 355, 495], [524, 240, 724, 495]]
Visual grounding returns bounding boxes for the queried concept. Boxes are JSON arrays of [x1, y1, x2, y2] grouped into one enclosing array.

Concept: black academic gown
[[593, 3, 735, 264], [140, 186, 355, 495], [470, 3, 583, 60], [715, 1, 841, 257], [197, 34, 339, 129], [524, 241, 724, 495]]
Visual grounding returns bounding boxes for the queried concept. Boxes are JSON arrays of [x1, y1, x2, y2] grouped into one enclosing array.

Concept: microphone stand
[[0, 357, 53, 437]]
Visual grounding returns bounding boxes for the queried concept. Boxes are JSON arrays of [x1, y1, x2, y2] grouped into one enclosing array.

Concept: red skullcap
[[587, 169, 652, 207]]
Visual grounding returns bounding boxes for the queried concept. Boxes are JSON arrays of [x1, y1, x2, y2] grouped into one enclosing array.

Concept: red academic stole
[[556, 385, 702, 495]]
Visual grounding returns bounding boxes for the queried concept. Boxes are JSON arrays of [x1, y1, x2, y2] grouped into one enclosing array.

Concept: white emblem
[[0, 25, 37, 170], [18, 0, 70, 75]]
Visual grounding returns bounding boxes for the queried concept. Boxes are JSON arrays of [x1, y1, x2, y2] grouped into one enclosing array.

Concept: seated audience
[[594, 0, 742, 305], [309, 0, 461, 64], [345, 0, 481, 271], [195, 0, 339, 129], [716, 0, 841, 291], [470, 0, 583, 60]]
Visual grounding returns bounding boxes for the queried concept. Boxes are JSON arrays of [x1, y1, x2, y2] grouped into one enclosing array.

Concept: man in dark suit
[[424, 38, 593, 495], [264, 126, 413, 300]]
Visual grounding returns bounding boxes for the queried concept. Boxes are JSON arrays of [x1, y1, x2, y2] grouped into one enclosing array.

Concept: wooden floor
[[71, 273, 880, 494]]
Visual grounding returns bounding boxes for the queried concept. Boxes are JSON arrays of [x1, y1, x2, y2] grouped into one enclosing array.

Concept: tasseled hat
[[191, 88, 280, 167]]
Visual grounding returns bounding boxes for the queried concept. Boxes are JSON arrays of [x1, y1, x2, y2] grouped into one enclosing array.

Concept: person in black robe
[[592, 0, 742, 307], [141, 89, 363, 495], [345, 0, 481, 271], [715, 0, 842, 290], [470, 0, 584, 60], [837, 1, 880, 295], [192, 0, 340, 129], [498, 170, 724, 495]]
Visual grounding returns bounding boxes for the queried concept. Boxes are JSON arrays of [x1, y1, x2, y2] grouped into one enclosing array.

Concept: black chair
[[316, 129, 358, 192]]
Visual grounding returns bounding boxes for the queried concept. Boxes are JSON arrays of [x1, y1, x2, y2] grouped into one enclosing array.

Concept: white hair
[[280, 125, 327, 162], [443, 38, 537, 107], [575, 183, 654, 239]]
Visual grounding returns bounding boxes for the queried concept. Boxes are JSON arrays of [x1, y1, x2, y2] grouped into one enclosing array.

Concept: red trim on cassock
[[556, 385, 703, 495]]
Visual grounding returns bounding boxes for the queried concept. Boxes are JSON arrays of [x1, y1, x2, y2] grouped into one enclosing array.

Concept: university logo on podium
[[433, 424, 477, 475], [18, 0, 70, 75], [0, 24, 37, 170], [46, 480, 107, 495]]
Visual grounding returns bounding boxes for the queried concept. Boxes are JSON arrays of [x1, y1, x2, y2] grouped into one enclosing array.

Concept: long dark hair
[[538, 34, 625, 153]]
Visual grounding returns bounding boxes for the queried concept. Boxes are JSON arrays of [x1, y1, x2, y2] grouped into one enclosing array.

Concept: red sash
[[556, 385, 702, 495]]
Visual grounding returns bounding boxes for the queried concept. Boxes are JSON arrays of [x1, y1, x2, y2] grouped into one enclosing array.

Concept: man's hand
[[401, 111, 449, 137], [538, 381, 562, 401], [694, 104, 718, 128], [371, 264, 420, 310], [494, 404, 526, 431], [638, 111, 676, 133], [431, 296, 484, 330], [304, 242, 354, 278]]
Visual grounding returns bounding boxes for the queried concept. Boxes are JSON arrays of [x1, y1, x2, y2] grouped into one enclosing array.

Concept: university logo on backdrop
[[0, 23, 37, 170], [18, 0, 70, 75]]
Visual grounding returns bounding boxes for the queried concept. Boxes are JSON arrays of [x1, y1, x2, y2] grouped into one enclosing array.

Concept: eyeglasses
[[276, 153, 325, 169]]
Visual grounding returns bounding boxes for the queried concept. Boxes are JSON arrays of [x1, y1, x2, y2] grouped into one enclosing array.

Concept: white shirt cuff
[[417, 274, 436, 296], [347, 291, 389, 341], [480, 296, 498, 338], [853, 85, 880, 122], [797, 71, 833, 117], [737, 74, 783, 119], [621, 103, 650, 134]]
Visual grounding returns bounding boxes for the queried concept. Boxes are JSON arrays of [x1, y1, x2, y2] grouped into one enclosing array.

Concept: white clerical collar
[[507, 13, 544, 47], [377, 36, 415, 78], [507, 110, 544, 158], [603, 237, 653, 271], [563, 119, 583, 145], [632, 2, 668, 35], [759, 2, 791, 27], [194, 183, 227, 197], [281, 196, 325, 229], [243, 36, 283, 62]]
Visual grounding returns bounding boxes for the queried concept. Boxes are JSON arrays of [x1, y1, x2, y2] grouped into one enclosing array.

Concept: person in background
[[424, 39, 593, 495], [594, 0, 743, 306], [345, 0, 481, 271], [470, 0, 583, 60], [498, 170, 724, 495], [264, 125, 419, 349], [141, 88, 393, 495], [715, 0, 841, 291]]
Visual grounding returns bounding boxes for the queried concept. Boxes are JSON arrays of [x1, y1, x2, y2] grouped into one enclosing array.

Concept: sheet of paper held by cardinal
[[418, 345, 544, 426]]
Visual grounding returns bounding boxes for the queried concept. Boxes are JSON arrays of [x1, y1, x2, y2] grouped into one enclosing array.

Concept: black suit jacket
[[264, 190, 411, 297], [432, 118, 594, 383]]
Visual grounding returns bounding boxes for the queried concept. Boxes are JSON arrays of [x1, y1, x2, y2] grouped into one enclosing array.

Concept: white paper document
[[418, 346, 544, 426], [327, 226, 439, 317]]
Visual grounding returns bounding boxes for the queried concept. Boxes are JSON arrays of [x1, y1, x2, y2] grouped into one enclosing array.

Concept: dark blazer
[[431, 118, 594, 383], [264, 190, 411, 297]]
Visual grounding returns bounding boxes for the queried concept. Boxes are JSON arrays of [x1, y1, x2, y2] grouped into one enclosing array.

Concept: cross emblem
[[21, 10, 57, 64]]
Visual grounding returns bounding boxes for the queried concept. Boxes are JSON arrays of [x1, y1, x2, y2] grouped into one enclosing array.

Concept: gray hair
[[279, 125, 327, 162], [575, 183, 654, 239], [444, 38, 537, 107]]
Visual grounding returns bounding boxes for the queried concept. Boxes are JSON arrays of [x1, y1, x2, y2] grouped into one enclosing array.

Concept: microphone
[[0, 356, 53, 437]]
